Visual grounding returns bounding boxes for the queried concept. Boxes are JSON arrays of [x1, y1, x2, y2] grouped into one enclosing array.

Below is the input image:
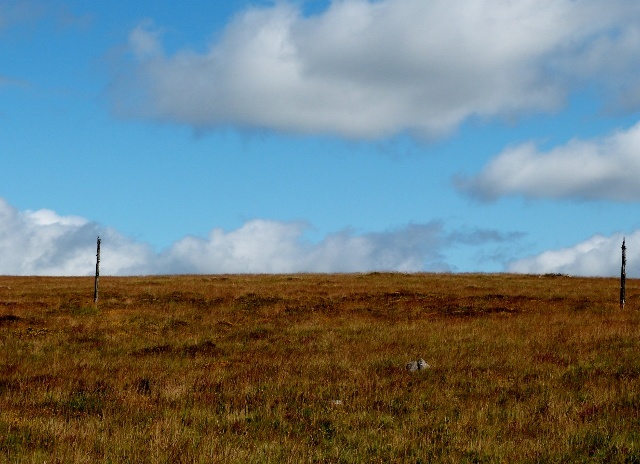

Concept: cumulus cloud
[[6, 196, 634, 277], [456, 121, 640, 201], [160, 220, 450, 273], [0, 197, 516, 275], [128, 19, 164, 59], [108, 0, 640, 139], [0, 198, 155, 276], [509, 231, 635, 277]]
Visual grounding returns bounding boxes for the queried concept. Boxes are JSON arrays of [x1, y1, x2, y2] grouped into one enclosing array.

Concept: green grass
[[0, 273, 639, 462]]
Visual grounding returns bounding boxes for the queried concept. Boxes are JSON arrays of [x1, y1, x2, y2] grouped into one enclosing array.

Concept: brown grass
[[0, 273, 639, 462]]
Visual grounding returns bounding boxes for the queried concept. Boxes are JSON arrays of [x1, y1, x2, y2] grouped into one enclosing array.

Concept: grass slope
[[0, 273, 639, 462]]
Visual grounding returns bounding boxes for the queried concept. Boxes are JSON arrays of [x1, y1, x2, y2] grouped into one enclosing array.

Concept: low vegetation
[[0, 273, 639, 462]]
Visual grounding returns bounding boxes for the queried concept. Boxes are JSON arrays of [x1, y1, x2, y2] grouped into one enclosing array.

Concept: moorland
[[0, 273, 639, 462]]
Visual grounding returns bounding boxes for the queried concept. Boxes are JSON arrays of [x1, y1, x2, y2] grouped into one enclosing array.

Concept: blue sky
[[2, 0, 640, 276]]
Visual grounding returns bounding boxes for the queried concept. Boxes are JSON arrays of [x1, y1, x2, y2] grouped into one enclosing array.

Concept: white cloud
[[159, 220, 450, 273], [109, 0, 640, 139], [0, 199, 155, 276], [509, 231, 635, 277], [8, 196, 636, 277], [128, 19, 164, 59], [1, 197, 521, 275], [456, 121, 640, 201]]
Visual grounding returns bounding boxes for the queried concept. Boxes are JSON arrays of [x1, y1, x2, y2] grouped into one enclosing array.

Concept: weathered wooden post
[[620, 238, 626, 310], [94, 236, 101, 306]]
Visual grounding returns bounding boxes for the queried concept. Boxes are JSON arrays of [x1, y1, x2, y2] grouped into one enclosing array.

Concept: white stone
[[417, 359, 430, 370], [406, 361, 419, 372]]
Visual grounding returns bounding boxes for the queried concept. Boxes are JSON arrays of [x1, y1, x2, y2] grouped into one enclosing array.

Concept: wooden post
[[94, 236, 101, 306], [620, 238, 626, 310]]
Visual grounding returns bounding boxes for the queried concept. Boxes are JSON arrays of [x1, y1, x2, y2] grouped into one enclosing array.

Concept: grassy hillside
[[0, 273, 639, 462]]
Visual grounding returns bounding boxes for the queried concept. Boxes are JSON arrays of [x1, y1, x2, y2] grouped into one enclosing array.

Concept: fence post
[[620, 238, 626, 310], [94, 236, 101, 306]]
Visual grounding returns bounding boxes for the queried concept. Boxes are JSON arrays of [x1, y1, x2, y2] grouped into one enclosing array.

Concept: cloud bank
[[509, 232, 635, 277], [160, 220, 450, 274], [109, 0, 640, 139], [2, 197, 631, 277], [457, 121, 640, 201], [1, 198, 513, 276], [0, 199, 156, 276]]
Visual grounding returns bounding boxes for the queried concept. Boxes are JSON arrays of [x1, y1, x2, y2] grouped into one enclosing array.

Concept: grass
[[0, 273, 639, 462]]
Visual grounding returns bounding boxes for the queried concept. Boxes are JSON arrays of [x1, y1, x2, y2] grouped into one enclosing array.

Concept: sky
[[2, 0, 640, 276]]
